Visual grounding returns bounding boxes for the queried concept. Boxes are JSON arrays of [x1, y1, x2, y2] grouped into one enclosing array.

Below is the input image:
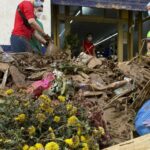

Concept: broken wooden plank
[[104, 134, 150, 150], [0, 69, 8, 89], [25, 67, 46, 71], [82, 91, 104, 97], [0, 63, 9, 72], [91, 80, 129, 91], [104, 89, 134, 110], [28, 71, 46, 80], [45, 41, 60, 59], [132, 80, 150, 111], [72, 75, 89, 83], [77, 71, 90, 79], [87, 57, 102, 69], [9, 66, 26, 88]]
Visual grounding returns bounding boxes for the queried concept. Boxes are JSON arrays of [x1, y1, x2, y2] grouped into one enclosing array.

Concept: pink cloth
[[27, 73, 55, 97]]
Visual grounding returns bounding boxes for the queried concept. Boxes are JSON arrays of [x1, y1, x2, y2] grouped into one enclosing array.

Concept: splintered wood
[[132, 80, 150, 111], [118, 56, 150, 88], [104, 134, 150, 150], [9, 66, 26, 88], [0, 63, 10, 89], [118, 56, 150, 109]]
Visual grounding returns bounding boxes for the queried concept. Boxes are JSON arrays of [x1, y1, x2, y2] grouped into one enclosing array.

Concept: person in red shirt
[[83, 33, 95, 56], [11, 0, 50, 52]]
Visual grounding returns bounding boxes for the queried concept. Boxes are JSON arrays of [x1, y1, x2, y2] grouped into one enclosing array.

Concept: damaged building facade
[[51, 0, 150, 61], [0, 0, 149, 62], [0, 1, 150, 149]]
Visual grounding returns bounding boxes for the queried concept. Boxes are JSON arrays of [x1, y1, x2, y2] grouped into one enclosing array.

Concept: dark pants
[[10, 35, 32, 52]]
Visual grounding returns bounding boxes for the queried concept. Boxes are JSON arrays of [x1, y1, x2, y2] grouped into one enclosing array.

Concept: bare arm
[[81, 46, 84, 52], [28, 18, 46, 36], [33, 31, 47, 45], [93, 47, 96, 56]]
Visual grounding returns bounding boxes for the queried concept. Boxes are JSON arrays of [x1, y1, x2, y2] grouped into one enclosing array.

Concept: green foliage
[[64, 34, 80, 50]]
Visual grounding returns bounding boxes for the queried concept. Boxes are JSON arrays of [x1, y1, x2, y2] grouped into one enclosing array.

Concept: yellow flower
[[93, 129, 99, 135], [65, 136, 80, 148], [39, 103, 47, 111], [45, 142, 59, 150], [22, 144, 29, 150], [28, 126, 36, 135], [58, 95, 66, 102], [15, 114, 26, 123], [77, 127, 82, 135], [48, 127, 53, 132], [73, 136, 80, 148], [0, 138, 3, 141], [29, 146, 36, 150], [66, 104, 73, 111], [98, 127, 105, 135], [36, 113, 46, 123], [5, 89, 14, 95], [39, 95, 51, 104], [24, 101, 30, 107], [65, 138, 73, 147], [53, 116, 60, 123], [82, 143, 89, 150], [39, 94, 49, 100], [35, 143, 44, 150], [50, 133, 56, 140], [67, 116, 79, 126], [40, 103, 53, 114], [80, 136, 87, 143], [45, 107, 54, 114], [69, 106, 77, 115]]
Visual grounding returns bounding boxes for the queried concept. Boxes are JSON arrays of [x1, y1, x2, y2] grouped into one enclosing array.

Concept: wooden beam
[[52, 5, 59, 46], [127, 11, 134, 60], [104, 134, 150, 150], [117, 22, 124, 62], [138, 12, 143, 53], [121, 10, 128, 19], [65, 6, 70, 36], [58, 14, 127, 24]]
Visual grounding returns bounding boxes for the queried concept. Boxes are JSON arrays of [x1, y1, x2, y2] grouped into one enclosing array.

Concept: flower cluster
[[5, 89, 14, 95], [23, 142, 59, 150], [15, 114, 26, 122], [0, 92, 105, 150]]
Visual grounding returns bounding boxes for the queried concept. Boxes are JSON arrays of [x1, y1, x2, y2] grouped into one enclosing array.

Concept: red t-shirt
[[12, 0, 35, 39], [83, 40, 95, 55]]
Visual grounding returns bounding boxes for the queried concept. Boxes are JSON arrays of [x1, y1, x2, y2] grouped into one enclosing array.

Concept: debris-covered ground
[[0, 51, 150, 150]]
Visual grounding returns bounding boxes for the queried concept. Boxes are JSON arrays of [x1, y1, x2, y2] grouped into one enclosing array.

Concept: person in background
[[11, 0, 50, 52], [146, 31, 150, 56], [147, 2, 150, 16], [83, 33, 96, 56], [102, 45, 113, 59], [30, 5, 44, 54]]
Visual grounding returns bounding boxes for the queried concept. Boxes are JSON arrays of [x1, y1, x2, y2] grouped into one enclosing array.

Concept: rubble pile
[[0, 51, 150, 149]]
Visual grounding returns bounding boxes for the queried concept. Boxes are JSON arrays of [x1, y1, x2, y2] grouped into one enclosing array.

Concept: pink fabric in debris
[[27, 73, 55, 97]]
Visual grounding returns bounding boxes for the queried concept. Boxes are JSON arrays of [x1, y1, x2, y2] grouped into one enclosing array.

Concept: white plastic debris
[[76, 52, 93, 64], [53, 69, 64, 79], [0, 47, 14, 63]]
